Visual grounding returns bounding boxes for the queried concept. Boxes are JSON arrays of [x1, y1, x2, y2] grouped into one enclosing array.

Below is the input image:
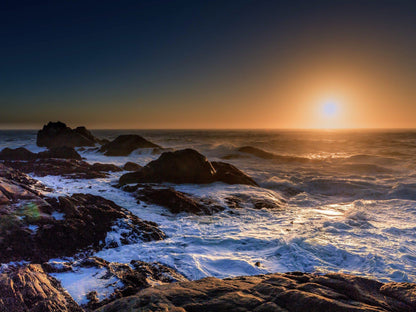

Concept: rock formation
[[100, 135, 160, 156], [119, 149, 258, 186], [37, 121, 100, 148]]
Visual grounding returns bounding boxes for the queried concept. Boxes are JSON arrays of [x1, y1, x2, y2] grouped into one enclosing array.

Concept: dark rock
[[123, 162, 142, 171], [0, 163, 50, 192], [212, 161, 258, 186], [0, 264, 83, 312], [225, 193, 282, 210], [0, 147, 37, 160], [0, 193, 165, 263], [44, 257, 188, 310], [238, 146, 276, 159], [136, 187, 224, 215], [238, 146, 312, 163], [3, 159, 120, 179], [95, 272, 416, 312], [37, 121, 99, 148], [119, 149, 257, 186], [37, 146, 82, 160], [100, 135, 160, 156], [90, 163, 123, 172]]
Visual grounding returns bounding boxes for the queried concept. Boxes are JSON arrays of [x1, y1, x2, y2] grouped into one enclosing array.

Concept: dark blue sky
[[1, 0, 415, 128]]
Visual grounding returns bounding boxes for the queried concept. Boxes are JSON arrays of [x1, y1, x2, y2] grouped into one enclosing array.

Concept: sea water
[[1, 129, 416, 303]]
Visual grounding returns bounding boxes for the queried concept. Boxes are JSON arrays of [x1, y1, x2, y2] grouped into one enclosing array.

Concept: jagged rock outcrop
[[100, 135, 160, 156], [119, 149, 258, 186], [0, 264, 83, 312], [95, 272, 416, 312], [3, 159, 121, 179], [135, 187, 224, 215], [0, 191, 165, 263], [43, 257, 188, 310], [37, 121, 100, 148]]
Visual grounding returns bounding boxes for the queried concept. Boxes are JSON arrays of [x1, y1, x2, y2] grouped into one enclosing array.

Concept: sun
[[322, 100, 339, 118]]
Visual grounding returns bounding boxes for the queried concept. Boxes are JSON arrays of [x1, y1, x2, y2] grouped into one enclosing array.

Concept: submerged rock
[[0, 264, 83, 312], [100, 134, 160, 156], [96, 272, 416, 312], [37, 121, 99, 148], [119, 148, 258, 186], [136, 187, 224, 215], [3, 158, 121, 179]]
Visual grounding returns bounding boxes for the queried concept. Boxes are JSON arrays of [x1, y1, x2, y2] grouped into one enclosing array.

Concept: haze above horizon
[[1, 0, 415, 129]]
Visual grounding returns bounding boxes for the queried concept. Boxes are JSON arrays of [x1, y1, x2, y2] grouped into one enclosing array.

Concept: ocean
[[1, 129, 416, 304]]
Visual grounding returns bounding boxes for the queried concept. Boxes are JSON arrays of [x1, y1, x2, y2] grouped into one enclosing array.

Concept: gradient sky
[[1, 0, 415, 129]]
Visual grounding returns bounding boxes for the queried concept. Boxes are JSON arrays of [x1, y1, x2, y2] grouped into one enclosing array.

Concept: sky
[[1, 0, 415, 129]]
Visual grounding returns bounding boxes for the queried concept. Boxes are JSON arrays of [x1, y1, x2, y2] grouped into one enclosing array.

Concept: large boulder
[[100, 134, 160, 156], [119, 149, 257, 186], [96, 272, 416, 312], [37, 121, 99, 148], [123, 161, 142, 171], [0, 264, 83, 312]]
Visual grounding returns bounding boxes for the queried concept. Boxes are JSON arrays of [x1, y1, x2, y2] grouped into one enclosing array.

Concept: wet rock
[[90, 163, 123, 172], [0, 264, 83, 312], [37, 146, 82, 160], [0, 147, 37, 160], [0, 146, 82, 161], [123, 161, 142, 171], [3, 159, 120, 179], [0, 193, 165, 263], [136, 187, 224, 215], [37, 121, 99, 148], [0, 163, 50, 192], [99, 134, 160, 156], [119, 149, 257, 186], [44, 256, 188, 311], [225, 193, 283, 210], [212, 161, 258, 186], [96, 272, 416, 312]]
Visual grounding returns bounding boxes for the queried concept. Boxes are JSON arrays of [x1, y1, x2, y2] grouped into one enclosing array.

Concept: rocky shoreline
[[0, 122, 415, 311]]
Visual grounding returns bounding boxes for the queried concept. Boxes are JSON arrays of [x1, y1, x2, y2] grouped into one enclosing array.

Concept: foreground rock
[[0, 192, 165, 263], [0, 146, 82, 160], [100, 135, 160, 156], [135, 187, 224, 215], [37, 121, 100, 148], [43, 257, 188, 310], [3, 158, 122, 179], [96, 272, 416, 312], [119, 149, 258, 186], [0, 264, 83, 312]]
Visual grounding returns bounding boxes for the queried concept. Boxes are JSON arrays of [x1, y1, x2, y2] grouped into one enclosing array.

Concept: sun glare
[[322, 101, 339, 117]]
